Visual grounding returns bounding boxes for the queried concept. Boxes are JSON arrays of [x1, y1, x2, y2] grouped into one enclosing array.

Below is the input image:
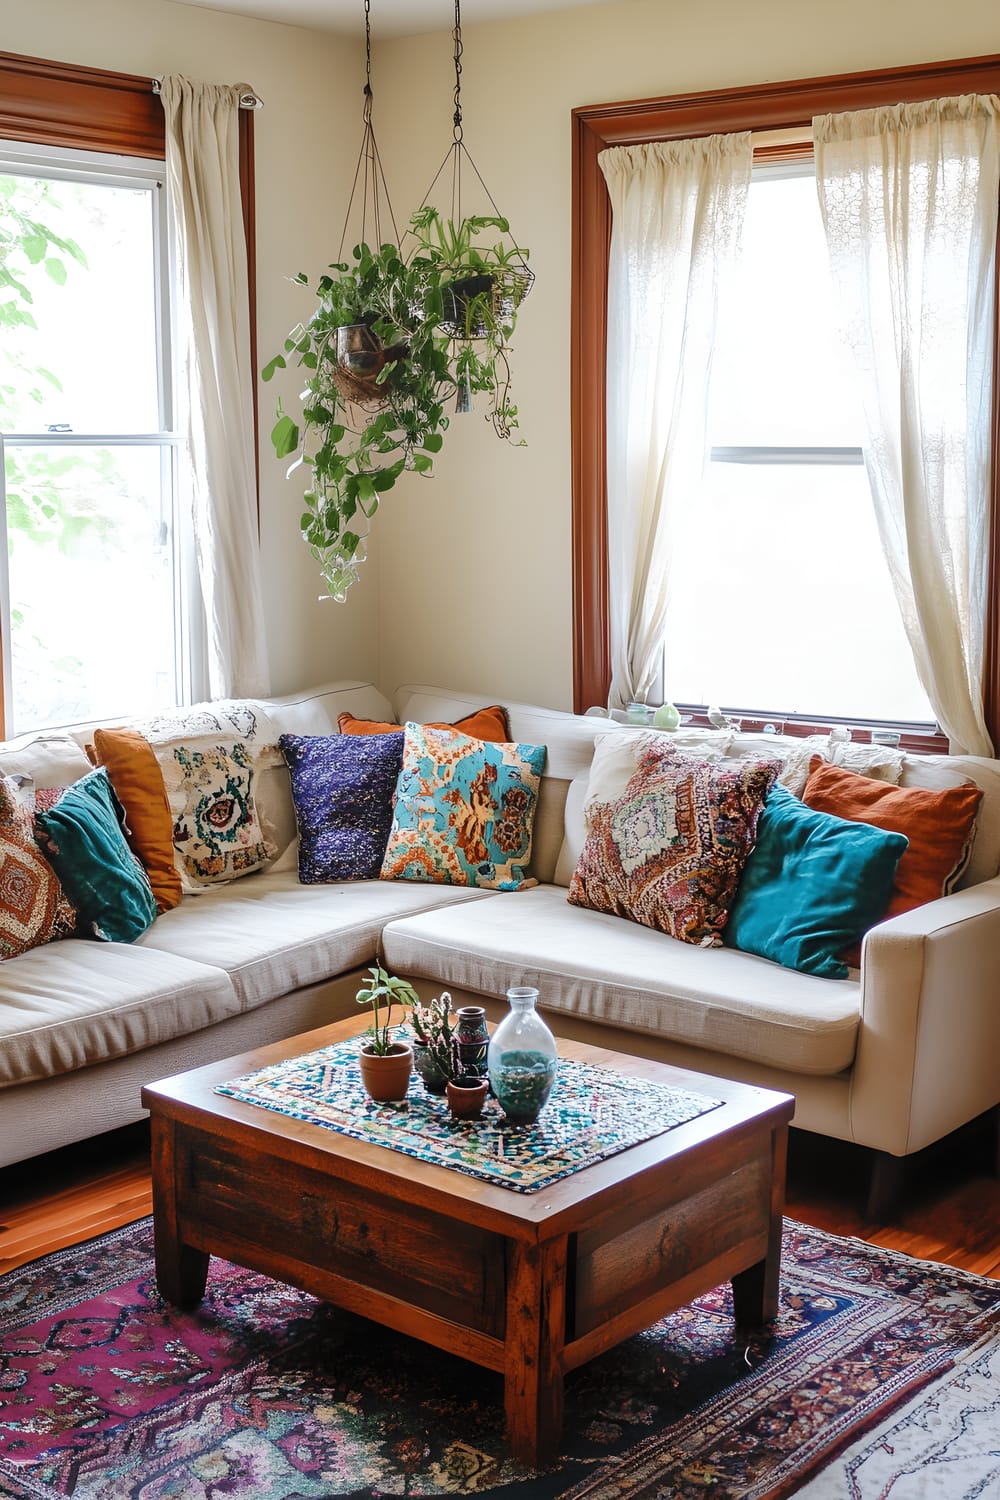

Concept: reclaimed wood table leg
[[732, 1122, 788, 1326], [149, 1114, 209, 1308], [504, 1236, 568, 1465]]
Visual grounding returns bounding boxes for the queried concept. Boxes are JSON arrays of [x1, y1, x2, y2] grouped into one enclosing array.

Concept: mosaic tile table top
[[216, 1036, 724, 1193]]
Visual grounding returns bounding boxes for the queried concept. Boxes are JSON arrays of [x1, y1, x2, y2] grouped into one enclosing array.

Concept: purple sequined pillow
[[279, 732, 404, 883]]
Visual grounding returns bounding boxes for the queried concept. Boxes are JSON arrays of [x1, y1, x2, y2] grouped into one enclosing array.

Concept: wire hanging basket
[[435, 264, 534, 340], [408, 0, 534, 344]]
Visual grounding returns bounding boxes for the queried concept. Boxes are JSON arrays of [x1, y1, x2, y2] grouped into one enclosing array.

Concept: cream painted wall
[[0, 0, 377, 697], [373, 0, 1000, 711]]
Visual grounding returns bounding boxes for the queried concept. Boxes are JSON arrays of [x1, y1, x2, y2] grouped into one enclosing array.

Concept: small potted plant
[[408, 992, 457, 1095], [355, 964, 419, 1102], [408, 991, 489, 1117], [445, 1070, 489, 1120]]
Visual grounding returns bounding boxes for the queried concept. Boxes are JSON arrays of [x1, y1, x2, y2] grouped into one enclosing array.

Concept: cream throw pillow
[[769, 735, 906, 798], [154, 740, 276, 893]]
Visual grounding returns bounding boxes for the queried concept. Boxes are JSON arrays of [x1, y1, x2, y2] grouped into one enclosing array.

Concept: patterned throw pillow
[[139, 701, 290, 873], [380, 723, 546, 890], [279, 731, 404, 883], [0, 777, 76, 958], [34, 768, 157, 943], [568, 744, 778, 947], [158, 741, 276, 891]]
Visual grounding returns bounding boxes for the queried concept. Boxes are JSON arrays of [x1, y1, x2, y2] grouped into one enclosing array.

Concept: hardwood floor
[[1, 1112, 999, 1281]]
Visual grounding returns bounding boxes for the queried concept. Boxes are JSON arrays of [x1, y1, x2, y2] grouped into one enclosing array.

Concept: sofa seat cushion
[[137, 870, 496, 1012], [0, 941, 238, 1087], [381, 884, 861, 1076]]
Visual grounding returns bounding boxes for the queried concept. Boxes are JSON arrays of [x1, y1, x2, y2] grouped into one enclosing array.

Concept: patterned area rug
[[1, 1219, 997, 1499]]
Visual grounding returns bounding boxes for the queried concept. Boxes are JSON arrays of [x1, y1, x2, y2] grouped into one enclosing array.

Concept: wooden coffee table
[[141, 1015, 794, 1465]]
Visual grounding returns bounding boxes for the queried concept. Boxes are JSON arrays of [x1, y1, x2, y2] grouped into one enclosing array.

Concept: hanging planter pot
[[331, 323, 410, 406], [439, 273, 494, 337], [437, 266, 534, 339]]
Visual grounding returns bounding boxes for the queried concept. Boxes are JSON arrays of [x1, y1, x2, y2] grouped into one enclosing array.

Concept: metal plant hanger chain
[[337, 0, 400, 262], [415, 0, 531, 281]]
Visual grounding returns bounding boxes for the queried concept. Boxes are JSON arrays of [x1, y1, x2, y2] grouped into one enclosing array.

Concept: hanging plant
[[262, 211, 531, 599], [262, 0, 534, 603], [407, 207, 532, 440], [262, 240, 453, 601]]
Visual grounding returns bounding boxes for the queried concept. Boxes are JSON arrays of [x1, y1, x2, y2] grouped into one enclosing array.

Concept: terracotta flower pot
[[446, 1075, 489, 1120], [359, 1041, 413, 1102]]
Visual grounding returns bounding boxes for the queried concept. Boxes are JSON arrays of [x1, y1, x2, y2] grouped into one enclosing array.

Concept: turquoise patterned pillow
[[380, 723, 546, 890]]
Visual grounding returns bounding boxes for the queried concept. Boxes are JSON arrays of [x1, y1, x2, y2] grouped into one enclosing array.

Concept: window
[[0, 139, 185, 733], [0, 49, 258, 739], [662, 161, 936, 725], [571, 54, 1000, 747]]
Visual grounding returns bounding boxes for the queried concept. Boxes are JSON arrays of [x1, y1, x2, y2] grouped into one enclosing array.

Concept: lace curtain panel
[[160, 76, 270, 700], [598, 135, 752, 713], [814, 95, 1000, 757]]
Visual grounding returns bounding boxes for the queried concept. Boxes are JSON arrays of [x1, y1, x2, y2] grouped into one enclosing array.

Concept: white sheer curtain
[[815, 95, 1000, 756], [598, 135, 751, 712], [160, 75, 269, 701]]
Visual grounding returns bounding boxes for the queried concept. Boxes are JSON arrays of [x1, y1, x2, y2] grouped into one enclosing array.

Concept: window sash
[[0, 434, 186, 732], [0, 139, 173, 440]]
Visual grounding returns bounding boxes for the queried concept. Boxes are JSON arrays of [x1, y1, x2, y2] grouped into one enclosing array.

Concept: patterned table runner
[[216, 1036, 723, 1193]]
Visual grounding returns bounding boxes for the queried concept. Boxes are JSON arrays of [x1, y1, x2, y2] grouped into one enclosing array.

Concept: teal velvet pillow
[[34, 767, 158, 942], [724, 784, 908, 979]]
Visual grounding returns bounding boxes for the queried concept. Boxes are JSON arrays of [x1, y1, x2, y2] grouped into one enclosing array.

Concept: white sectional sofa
[[3, 679, 1000, 1217]]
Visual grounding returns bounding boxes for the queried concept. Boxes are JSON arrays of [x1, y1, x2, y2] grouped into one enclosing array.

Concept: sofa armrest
[[849, 876, 1000, 1154]]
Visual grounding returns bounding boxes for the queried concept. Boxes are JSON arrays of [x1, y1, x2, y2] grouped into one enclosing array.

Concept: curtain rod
[[151, 78, 263, 109]]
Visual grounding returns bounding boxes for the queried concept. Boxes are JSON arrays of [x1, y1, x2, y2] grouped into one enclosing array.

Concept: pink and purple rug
[[0, 1218, 997, 1499]]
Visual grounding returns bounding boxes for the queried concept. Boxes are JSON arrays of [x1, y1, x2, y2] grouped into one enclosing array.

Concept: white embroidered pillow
[[155, 740, 275, 892]]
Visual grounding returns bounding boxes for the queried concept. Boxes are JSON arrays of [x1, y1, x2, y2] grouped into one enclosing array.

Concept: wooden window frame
[[0, 49, 257, 741], [571, 53, 1000, 751]]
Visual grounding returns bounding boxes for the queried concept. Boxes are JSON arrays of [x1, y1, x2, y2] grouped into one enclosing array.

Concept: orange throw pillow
[[338, 704, 510, 743], [91, 728, 182, 913], [802, 757, 982, 936]]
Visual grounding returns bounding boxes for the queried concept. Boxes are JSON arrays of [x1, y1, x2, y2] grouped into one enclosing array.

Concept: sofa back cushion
[[246, 682, 396, 868], [0, 731, 92, 795]]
